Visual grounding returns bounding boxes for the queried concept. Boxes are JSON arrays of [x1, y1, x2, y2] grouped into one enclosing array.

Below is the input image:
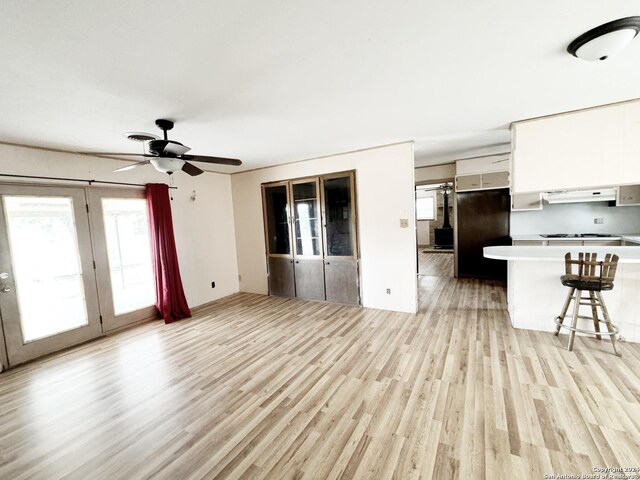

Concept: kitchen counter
[[483, 245, 640, 343], [511, 234, 623, 241], [622, 235, 640, 245], [485, 245, 640, 262]]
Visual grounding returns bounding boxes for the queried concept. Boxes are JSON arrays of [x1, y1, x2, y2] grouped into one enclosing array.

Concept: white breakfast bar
[[484, 246, 640, 343]]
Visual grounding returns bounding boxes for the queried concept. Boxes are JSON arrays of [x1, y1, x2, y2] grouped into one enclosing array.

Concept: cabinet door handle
[[295, 260, 299, 264], [326, 262, 330, 265]]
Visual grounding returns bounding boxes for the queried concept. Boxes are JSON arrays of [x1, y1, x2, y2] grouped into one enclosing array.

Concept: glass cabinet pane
[[293, 181, 321, 256], [264, 185, 290, 255], [323, 175, 354, 257]]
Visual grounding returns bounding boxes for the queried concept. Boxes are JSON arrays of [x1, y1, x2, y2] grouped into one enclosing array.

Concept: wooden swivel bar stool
[[554, 252, 621, 355]]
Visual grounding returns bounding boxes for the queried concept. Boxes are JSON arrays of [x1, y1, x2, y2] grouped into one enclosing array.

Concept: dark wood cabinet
[[262, 172, 360, 305]]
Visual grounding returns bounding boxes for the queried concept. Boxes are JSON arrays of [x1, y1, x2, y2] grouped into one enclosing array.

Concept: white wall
[[511, 202, 640, 235], [417, 221, 430, 246], [231, 142, 417, 313], [455, 154, 510, 175], [415, 163, 455, 183], [0, 143, 240, 309]]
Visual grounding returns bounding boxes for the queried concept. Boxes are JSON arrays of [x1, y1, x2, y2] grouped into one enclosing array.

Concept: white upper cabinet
[[511, 99, 640, 193], [618, 184, 640, 206]]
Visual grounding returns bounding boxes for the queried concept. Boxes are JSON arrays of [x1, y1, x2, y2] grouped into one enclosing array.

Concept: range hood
[[542, 188, 617, 204]]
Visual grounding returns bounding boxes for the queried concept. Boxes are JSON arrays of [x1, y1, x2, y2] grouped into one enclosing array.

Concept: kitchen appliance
[[456, 188, 511, 280], [542, 188, 617, 204]]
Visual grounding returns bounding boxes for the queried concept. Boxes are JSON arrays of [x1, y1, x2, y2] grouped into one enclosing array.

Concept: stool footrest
[[555, 316, 620, 336]]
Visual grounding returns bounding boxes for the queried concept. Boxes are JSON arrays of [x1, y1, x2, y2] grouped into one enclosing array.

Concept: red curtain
[[146, 183, 191, 324]]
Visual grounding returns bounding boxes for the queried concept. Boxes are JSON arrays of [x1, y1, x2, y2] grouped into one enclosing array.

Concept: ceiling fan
[[79, 119, 242, 176]]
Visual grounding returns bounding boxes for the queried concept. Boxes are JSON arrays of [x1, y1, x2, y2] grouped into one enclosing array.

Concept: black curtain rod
[[0, 173, 178, 189]]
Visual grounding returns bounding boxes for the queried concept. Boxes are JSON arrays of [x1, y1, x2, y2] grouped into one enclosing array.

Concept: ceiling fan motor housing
[[148, 139, 190, 157]]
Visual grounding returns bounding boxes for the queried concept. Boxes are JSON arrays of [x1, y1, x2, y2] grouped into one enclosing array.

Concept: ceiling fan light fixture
[[150, 157, 185, 174], [123, 132, 158, 142], [568, 16, 640, 61]]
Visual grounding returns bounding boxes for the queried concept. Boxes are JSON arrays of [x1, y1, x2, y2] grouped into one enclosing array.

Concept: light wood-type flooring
[[1, 274, 640, 479], [418, 251, 453, 277]]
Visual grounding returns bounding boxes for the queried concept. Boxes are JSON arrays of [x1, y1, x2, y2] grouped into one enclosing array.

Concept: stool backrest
[[564, 252, 619, 284]]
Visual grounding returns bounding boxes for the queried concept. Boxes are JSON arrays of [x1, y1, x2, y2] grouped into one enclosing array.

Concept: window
[[101, 198, 155, 315], [416, 189, 436, 220]]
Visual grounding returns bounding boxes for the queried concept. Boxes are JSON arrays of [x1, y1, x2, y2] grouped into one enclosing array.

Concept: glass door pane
[[3, 196, 88, 341], [102, 198, 155, 315], [264, 184, 291, 255], [292, 181, 321, 257], [323, 175, 355, 257]]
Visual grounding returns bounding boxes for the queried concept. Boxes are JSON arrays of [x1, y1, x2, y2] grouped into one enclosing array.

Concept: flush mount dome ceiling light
[[568, 16, 640, 61]]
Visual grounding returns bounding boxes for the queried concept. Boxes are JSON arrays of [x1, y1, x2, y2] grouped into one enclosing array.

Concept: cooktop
[[540, 233, 616, 238]]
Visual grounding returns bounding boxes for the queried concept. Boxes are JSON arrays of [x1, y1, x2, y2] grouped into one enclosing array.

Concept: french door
[[0, 184, 157, 367], [0, 185, 102, 366], [87, 188, 156, 331]]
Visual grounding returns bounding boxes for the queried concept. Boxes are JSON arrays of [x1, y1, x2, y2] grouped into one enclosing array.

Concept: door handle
[[1, 285, 11, 293]]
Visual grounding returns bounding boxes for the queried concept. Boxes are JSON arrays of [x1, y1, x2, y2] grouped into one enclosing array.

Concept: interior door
[[88, 188, 157, 332], [0, 185, 103, 366]]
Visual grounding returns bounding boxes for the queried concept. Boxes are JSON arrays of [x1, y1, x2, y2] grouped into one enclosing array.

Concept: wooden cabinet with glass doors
[[262, 171, 360, 306]]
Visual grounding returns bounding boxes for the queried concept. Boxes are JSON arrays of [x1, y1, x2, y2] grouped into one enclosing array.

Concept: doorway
[[415, 182, 454, 278], [0, 184, 156, 367]]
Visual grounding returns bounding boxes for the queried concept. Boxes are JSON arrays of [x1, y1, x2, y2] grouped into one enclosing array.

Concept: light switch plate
[[400, 218, 409, 228]]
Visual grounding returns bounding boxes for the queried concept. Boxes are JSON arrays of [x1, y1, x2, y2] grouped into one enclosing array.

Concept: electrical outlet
[[399, 218, 409, 228], [594, 218, 604, 224], [386, 288, 391, 294], [238, 274, 242, 282], [211, 281, 216, 288]]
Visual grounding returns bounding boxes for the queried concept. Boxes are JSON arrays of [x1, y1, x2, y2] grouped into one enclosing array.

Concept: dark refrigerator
[[456, 188, 511, 280]]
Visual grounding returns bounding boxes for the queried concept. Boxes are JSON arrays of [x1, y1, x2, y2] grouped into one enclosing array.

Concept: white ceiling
[[1, 1, 640, 173]]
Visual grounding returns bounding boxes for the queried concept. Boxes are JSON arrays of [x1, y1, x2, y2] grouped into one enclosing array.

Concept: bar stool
[[554, 252, 621, 355]]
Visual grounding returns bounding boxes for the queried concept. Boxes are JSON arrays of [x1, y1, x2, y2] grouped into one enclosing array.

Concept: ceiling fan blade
[[181, 161, 204, 176], [163, 143, 191, 156], [77, 152, 153, 157], [114, 160, 151, 172], [181, 154, 242, 166]]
